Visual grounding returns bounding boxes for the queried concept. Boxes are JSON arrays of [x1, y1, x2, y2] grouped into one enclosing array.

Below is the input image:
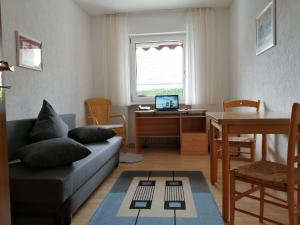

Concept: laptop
[[155, 95, 179, 111]]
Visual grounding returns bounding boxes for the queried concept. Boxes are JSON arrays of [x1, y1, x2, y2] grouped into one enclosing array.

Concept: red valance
[[137, 43, 183, 51]]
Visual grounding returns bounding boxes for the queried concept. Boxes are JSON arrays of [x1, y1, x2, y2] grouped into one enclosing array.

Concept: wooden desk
[[135, 109, 208, 155], [206, 111, 290, 222]]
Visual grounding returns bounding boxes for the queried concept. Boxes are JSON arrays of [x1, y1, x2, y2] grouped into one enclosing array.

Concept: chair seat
[[233, 160, 300, 189], [99, 124, 124, 129], [216, 136, 255, 143]]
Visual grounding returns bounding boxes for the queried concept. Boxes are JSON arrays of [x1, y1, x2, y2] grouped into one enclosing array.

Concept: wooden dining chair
[[84, 98, 127, 145], [229, 102, 300, 225], [211, 100, 260, 184]]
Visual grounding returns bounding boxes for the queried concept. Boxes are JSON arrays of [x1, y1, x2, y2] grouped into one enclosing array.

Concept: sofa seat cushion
[[9, 136, 122, 205]]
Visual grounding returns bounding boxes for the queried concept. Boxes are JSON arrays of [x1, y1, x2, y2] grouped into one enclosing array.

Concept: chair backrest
[[84, 98, 112, 125], [287, 103, 300, 186], [223, 100, 260, 112]]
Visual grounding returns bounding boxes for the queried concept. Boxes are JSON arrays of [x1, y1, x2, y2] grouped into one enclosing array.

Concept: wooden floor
[[13, 148, 288, 225]]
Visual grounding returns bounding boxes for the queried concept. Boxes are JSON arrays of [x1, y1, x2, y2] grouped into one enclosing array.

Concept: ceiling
[[74, 0, 232, 16]]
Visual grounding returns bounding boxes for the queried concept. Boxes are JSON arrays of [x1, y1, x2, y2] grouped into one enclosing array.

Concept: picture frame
[[256, 0, 276, 55], [16, 31, 43, 71]]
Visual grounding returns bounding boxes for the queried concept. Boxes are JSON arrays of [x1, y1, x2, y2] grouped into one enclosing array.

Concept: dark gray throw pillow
[[68, 125, 116, 143], [15, 138, 91, 169], [30, 100, 69, 141]]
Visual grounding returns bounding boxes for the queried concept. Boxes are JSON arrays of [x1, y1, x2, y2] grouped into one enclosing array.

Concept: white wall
[[1, 0, 94, 126], [91, 16, 105, 97], [91, 8, 230, 144], [128, 9, 186, 34], [229, 0, 300, 162]]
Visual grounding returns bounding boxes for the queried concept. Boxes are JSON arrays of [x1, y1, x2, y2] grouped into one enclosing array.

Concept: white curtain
[[102, 14, 131, 106], [185, 8, 217, 105]]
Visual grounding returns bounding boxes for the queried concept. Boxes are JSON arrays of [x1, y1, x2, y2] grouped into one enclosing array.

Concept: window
[[130, 34, 185, 104]]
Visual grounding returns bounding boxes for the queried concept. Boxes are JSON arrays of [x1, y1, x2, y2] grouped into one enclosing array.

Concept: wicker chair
[[229, 103, 300, 225], [211, 100, 260, 184], [84, 98, 127, 145]]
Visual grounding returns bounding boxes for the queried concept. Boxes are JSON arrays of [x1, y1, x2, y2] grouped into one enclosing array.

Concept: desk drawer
[[181, 133, 208, 155]]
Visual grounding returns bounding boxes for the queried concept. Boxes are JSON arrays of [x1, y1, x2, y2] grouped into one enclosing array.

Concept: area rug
[[119, 153, 144, 163], [88, 171, 224, 225]]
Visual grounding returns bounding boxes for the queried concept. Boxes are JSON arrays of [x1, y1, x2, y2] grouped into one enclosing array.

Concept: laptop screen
[[155, 95, 179, 110]]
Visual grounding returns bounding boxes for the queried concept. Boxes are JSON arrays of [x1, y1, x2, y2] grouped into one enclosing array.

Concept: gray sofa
[[7, 114, 122, 225]]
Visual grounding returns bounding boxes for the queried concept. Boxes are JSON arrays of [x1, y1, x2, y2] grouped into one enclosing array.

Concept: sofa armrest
[[110, 114, 126, 124]]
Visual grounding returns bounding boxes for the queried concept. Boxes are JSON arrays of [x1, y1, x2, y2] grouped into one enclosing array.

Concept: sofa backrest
[[6, 114, 76, 161]]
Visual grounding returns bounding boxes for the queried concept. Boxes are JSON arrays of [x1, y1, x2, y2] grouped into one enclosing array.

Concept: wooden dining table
[[206, 111, 290, 222]]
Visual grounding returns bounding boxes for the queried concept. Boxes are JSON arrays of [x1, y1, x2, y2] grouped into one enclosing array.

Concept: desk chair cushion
[[98, 124, 124, 129], [68, 125, 116, 143], [233, 160, 300, 188], [216, 136, 255, 143]]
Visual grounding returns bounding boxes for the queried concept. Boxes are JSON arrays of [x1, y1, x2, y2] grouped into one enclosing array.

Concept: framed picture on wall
[[16, 31, 43, 71], [256, 0, 276, 55]]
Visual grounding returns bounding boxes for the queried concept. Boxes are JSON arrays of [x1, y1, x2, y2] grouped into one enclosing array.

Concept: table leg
[[135, 117, 139, 153], [262, 134, 267, 161], [222, 124, 229, 221], [135, 130, 139, 153], [210, 120, 217, 184], [297, 139, 300, 223]]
